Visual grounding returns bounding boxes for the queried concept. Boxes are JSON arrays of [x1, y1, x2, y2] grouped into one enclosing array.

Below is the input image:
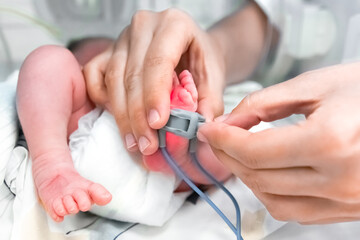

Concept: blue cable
[[160, 147, 243, 240], [190, 152, 242, 240]]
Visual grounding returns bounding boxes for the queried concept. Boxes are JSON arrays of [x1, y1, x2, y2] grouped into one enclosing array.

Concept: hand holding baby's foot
[[33, 150, 112, 222], [143, 70, 231, 188], [143, 70, 198, 173]]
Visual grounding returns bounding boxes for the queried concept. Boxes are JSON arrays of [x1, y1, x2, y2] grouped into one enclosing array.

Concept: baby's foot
[[170, 70, 198, 112], [143, 70, 198, 173], [33, 150, 112, 222]]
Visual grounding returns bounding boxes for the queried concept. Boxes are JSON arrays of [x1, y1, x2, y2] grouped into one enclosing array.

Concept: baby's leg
[[143, 71, 230, 187], [17, 45, 111, 222]]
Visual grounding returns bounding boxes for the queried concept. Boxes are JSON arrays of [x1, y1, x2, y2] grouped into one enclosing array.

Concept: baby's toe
[[179, 88, 195, 106], [89, 183, 112, 206], [52, 197, 68, 217], [49, 209, 64, 222], [179, 70, 198, 101], [73, 190, 92, 212], [63, 195, 79, 214], [179, 70, 191, 80]]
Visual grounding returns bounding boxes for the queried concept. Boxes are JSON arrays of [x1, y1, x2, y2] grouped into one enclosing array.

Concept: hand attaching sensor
[[158, 108, 243, 240], [158, 108, 205, 152]]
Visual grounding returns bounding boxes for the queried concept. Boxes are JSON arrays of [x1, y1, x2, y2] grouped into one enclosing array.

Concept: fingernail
[[215, 114, 229, 122], [139, 136, 150, 152], [125, 133, 137, 149], [148, 109, 160, 126], [197, 131, 208, 143], [103, 192, 112, 199]]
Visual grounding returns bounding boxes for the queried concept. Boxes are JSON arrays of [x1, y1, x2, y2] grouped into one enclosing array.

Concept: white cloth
[[0, 71, 19, 184], [0, 71, 20, 240], [69, 108, 190, 226]]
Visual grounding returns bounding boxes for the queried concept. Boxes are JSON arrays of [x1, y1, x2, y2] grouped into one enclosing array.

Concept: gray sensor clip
[[158, 108, 205, 152]]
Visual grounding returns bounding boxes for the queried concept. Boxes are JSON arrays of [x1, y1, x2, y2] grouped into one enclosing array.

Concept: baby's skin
[[17, 42, 230, 222], [143, 72, 231, 190]]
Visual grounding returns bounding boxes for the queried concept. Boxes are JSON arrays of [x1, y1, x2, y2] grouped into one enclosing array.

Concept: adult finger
[[197, 121, 320, 169], [194, 32, 226, 120], [300, 216, 360, 225], [211, 148, 326, 197], [220, 75, 321, 129], [197, 82, 224, 121], [124, 11, 160, 154], [104, 28, 139, 151], [143, 9, 196, 130], [83, 47, 113, 108], [256, 192, 360, 223]]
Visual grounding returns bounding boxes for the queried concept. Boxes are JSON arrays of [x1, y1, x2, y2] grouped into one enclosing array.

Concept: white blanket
[[0, 71, 18, 184], [1, 71, 286, 240], [70, 108, 189, 226]]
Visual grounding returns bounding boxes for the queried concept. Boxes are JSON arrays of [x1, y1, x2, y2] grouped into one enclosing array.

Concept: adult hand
[[83, 9, 226, 155], [198, 62, 360, 224]]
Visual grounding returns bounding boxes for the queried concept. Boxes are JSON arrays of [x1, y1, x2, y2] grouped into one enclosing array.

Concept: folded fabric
[[69, 108, 190, 226], [0, 71, 19, 184]]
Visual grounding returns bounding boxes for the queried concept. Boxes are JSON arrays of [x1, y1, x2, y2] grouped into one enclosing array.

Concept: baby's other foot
[[143, 70, 198, 172], [33, 150, 112, 222]]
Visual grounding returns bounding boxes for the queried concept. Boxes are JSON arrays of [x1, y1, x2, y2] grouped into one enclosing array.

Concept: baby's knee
[[20, 45, 79, 77]]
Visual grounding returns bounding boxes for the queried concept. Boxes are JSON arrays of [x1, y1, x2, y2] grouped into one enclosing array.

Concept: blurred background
[[0, 0, 242, 81]]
